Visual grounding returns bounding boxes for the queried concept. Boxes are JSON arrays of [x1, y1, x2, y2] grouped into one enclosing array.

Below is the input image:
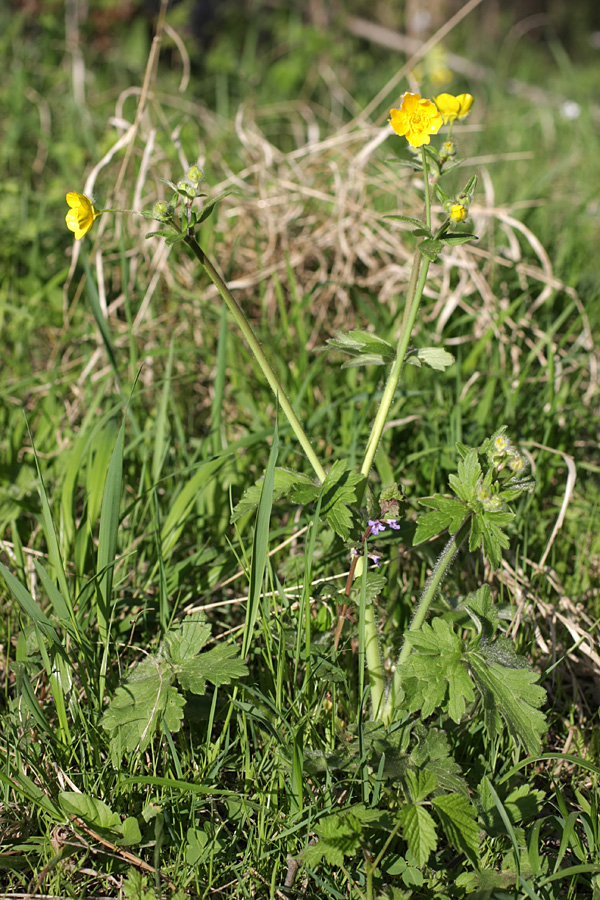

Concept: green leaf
[[449, 448, 482, 499], [470, 510, 513, 569], [102, 613, 248, 760], [302, 810, 363, 867], [326, 330, 396, 367], [231, 466, 314, 522], [101, 654, 183, 755], [431, 793, 479, 863], [402, 618, 474, 722], [416, 347, 455, 371], [165, 616, 212, 663], [399, 804, 437, 867], [120, 817, 143, 846], [59, 792, 120, 829], [383, 214, 430, 232], [177, 644, 248, 695], [469, 652, 547, 754], [414, 498, 469, 543], [197, 189, 236, 224], [419, 239, 444, 262], [441, 233, 478, 245], [479, 780, 545, 836], [434, 184, 451, 205], [349, 571, 386, 604]]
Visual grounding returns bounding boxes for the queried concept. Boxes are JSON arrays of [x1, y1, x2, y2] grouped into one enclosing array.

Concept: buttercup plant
[[64, 91, 543, 744]]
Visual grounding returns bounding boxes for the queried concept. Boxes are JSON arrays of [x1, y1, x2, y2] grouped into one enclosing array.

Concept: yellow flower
[[388, 93, 443, 148], [449, 203, 468, 223], [433, 93, 474, 124], [65, 192, 101, 240]]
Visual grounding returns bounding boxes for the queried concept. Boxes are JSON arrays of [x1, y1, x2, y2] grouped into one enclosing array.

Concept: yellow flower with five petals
[[388, 93, 443, 148], [433, 93, 474, 124], [65, 192, 101, 240]]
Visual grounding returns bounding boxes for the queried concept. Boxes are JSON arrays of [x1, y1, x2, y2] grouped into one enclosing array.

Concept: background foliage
[[1, 0, 600, 897]]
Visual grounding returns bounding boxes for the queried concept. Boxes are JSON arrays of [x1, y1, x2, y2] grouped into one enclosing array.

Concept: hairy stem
[[380, 516, 471, 724]]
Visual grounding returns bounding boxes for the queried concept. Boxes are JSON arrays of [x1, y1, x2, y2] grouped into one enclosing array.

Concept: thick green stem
[[380, 516, 471, 724], [364, 599, 385, 718], [184, 234, 326, 484]]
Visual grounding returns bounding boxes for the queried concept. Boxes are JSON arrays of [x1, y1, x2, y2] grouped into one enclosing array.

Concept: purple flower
[[368, 519, 386, 535], [368, 553, 382, 568], [386, 519, 401, 530]]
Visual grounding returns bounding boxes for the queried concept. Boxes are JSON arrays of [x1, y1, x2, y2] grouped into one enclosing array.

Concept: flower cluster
[[368, 518, 401, 535], [388, 91, 473, 150]]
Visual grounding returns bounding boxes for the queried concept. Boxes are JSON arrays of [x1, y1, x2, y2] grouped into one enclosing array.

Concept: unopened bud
[[187, 165, 203, 183], [153, 201, 169, 220]]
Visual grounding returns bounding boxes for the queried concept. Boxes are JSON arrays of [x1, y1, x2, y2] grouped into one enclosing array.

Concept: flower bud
[[152, 201, 169, 220], [187, 165, 203, 184]]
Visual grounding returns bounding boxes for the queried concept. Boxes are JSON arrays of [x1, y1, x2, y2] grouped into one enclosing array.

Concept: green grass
[[1, 3, 600, 898]]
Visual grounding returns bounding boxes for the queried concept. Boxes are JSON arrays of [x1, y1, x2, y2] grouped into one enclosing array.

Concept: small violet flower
[[368, 553, 383, 568], [368, 519, 386, 535], [386, 519, 401, 530]]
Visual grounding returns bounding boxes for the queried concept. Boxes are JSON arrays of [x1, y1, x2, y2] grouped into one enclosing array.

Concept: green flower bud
[[153, 201, 169, 220], [187, 165, 203, 183]]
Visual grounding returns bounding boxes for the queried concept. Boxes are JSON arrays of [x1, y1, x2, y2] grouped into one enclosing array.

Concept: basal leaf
[[59, 792, 120, 830], [177, 643, 248, 695], [402, 619, 474, 722], [166, 614, 212, 664], [101, 655, 182, 754]]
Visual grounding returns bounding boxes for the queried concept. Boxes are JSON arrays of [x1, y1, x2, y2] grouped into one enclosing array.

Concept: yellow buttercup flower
[[388, 93, 443, 148], [65, 192, 101, 240], [433, 93, 474, 124]]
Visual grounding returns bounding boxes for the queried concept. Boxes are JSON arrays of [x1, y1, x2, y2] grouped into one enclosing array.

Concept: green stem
[[422, 147, 432, 232], [364, 600, 385, 718], [380, 516, 471, 724], [183, 234, 326, 484], [358, 148, 435, 718], [360, 147, 432, 481]]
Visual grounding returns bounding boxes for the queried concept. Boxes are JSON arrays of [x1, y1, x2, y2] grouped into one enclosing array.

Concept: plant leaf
[[416, 347, 455, 371], [399, 804, 437, 867], [177, 643, 248, 694], [431, 793, 479, 863], [468, 651, 547, 755], [101, 654, 183, 756]]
